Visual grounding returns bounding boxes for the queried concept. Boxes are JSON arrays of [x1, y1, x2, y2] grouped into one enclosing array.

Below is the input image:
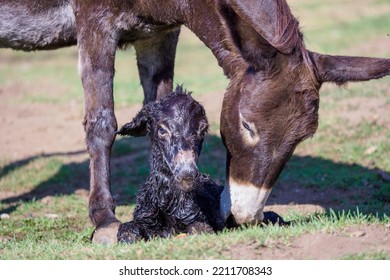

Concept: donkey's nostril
[[225, 213, 238, 229]]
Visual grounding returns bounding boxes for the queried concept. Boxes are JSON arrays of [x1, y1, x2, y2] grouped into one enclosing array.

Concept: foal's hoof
[[263, 211, 291, 226], [117, 222, 143, 244], [91, 221, 121, 245]]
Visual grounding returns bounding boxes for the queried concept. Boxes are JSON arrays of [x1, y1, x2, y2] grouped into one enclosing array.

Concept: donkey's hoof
[[91, 221, 121, 245]]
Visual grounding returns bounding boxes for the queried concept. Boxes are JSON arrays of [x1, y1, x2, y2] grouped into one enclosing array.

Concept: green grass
[[305, 13, 390, 53], [0, 31, 226, 106], [1, 0, 390, 259], [342, 251, 390, 260], [1, 210, 388, 260]]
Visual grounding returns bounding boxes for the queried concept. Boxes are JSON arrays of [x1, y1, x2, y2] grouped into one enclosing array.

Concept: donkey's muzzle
[[220, 178, 273, 225]]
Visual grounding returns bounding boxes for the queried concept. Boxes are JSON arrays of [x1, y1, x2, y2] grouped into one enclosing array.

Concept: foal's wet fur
[[117, 87, 225, 243]]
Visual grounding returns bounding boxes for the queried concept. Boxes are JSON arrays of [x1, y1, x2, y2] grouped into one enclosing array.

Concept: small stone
[[41, 195, 54, 205], [176, 233, 188, 239], [365, 146, 377, 155], [44, 213, 59, 219], [351, 231, 366, 238], [0, 213, 10, 220]]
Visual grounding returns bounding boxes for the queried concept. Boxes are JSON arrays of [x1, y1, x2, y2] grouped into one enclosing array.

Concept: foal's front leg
[[77, 17, 120, 244]]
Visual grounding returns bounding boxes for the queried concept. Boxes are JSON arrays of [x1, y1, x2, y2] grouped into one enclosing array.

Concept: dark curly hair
[[117, 86, 225, 243]]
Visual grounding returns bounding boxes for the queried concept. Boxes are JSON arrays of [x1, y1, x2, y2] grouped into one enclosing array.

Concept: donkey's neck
[[181, 1, 246, 77], [130, 0, 247, 77]]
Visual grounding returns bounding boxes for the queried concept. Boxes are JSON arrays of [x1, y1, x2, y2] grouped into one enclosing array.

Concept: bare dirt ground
[[229, 224, 390, 259], [1, 86, 390, 259]]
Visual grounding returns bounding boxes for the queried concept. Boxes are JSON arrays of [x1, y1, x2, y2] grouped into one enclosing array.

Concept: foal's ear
[[310, 51, 390, 86], [117, 106, 151, 137]]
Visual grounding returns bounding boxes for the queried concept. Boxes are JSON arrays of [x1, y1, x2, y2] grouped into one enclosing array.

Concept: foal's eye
[[158, 127, 168, 137]]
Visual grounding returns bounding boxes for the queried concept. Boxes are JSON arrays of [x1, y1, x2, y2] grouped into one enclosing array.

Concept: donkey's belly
[[0, 1, 77, 51]]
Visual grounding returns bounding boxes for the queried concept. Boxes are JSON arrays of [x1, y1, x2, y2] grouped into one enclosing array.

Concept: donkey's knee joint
[[84, 107, 117, 149]]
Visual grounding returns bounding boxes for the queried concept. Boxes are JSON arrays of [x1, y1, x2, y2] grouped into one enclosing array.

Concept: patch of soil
[[265, 204, 326, 217], [336, 95, 390, 129], [0, 98, 145, 162], [228, 224, 390, 259], [0, 90, 223, 161], [197, 91, 224, 127], [0, 102, 85, 160], [345, 36, 390, 57], [267, 181, 375, 214]]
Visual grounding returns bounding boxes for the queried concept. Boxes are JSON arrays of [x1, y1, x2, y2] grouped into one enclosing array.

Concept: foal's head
[[118, 86, 208, 191]]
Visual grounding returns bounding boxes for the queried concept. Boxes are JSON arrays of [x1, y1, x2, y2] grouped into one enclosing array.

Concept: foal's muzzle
[[173, 150, 199, 191]]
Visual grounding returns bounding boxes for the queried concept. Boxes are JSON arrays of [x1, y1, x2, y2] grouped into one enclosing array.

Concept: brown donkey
[[1, 0, 389, 244]]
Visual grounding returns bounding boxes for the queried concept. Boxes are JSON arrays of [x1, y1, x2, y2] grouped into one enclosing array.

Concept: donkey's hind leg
[[134, 28, 180, 104]]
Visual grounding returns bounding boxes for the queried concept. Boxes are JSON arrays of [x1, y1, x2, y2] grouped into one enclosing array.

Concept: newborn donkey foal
[[117, 87, 225, 243]]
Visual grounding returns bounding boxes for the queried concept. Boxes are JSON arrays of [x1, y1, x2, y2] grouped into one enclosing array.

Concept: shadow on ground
[[1, 134, 389, 217]]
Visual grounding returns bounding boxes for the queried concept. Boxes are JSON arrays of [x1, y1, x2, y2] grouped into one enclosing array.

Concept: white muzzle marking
[[220, 178, 272, 225]]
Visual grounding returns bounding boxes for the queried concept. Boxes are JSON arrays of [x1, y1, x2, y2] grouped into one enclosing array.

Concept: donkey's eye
[[158, 127, 168, 137], [242, 121, 252, 132], [242, 121, 255, 138]]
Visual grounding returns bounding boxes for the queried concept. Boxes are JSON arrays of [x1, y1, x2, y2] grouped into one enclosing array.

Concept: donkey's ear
[[117, 107, 151, 137], [310, 51, 390, 86], [224, 0, 301, 54]]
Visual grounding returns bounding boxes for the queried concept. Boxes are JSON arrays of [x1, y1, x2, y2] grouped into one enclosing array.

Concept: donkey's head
[[118, 86, 208, 192], [218, 0, 390, 226]]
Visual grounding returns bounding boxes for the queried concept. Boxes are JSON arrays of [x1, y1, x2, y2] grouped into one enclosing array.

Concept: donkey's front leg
[[77, 22, 120, 244]]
